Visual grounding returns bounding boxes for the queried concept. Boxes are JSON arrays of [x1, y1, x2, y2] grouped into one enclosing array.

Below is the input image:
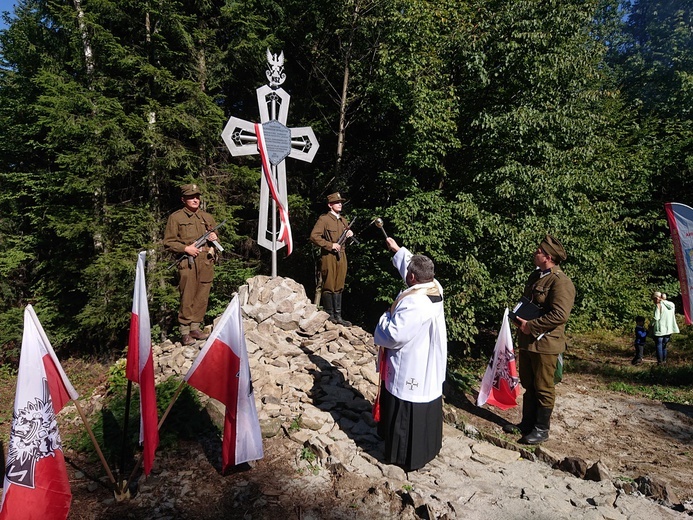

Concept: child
[[631, 315, 647, 365]]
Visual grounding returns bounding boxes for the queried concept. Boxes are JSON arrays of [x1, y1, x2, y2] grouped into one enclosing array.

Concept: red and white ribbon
[[255, 123, 293, 255]]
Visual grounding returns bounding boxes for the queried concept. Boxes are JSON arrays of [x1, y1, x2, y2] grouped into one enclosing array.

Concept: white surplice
[[374, 247, 447, 403]]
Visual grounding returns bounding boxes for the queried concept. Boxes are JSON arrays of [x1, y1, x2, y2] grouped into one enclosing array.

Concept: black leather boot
[[520, 407, 552, 445], [503, 396, 536, 434], [321, 291, 336, 322], [333, 292, 352, 326]]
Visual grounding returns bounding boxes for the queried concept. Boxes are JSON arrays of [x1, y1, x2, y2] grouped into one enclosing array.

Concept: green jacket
[[653, 299, 680, 336], [517, 265, 576, 355]]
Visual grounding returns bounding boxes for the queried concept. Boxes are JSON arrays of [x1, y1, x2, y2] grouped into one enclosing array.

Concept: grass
[[446, 326, 693, 405]]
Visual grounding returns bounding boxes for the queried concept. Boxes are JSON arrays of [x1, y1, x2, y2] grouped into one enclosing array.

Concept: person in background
[[164, 184, 219, 346], [310, 192, 353, 326], [374, 237, 447, 471], [504, 235, 576, 445], [652, 291, 679, 365], [631, 315, 647, 365]]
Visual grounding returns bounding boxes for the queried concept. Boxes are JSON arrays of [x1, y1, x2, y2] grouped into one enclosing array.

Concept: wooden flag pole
[[118, 380, 133, 493], [124, 379, 187, 492], [73, 400, 119, 493]]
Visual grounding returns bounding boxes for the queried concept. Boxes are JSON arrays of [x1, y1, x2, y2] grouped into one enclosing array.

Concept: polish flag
[[125, 251, 159, 475], [0, 305, 79, 520], [477, 309, 521, 410], [184, 295, 263, 472]]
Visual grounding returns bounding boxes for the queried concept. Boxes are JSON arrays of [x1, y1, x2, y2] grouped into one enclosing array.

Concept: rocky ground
[[3, 275, 693, 519]]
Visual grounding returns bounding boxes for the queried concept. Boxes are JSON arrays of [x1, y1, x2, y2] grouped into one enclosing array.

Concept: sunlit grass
[[447, 325, 693, 405]]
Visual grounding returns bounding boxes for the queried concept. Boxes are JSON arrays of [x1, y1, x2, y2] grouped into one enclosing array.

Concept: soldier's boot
[[503, 396, 536, 434], [189, 328, 209, 340], [333, 292, 352, 327], [321, 291, 337, 323], [520, 407, 552, 445], [180, 326, 195, 346]]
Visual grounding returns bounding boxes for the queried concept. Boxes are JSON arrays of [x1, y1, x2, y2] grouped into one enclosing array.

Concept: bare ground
[[455, 371, 693, 500]]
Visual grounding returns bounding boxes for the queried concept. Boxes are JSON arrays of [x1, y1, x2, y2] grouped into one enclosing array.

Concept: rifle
[[169, 219, 227, 269], [335, 217, 358, 260]]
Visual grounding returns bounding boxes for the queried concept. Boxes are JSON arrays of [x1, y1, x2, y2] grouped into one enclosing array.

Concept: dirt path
[[456, 369, 693, 502]]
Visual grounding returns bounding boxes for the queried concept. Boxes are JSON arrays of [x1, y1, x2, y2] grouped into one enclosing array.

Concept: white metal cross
[[221, 51, 319, 277]]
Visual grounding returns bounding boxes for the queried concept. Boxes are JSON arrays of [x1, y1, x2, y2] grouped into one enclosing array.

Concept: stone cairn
[[152, 275, 385, 470]]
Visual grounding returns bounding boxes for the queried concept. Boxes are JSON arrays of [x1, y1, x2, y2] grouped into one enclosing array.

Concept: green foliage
[[300, 446, 316, 463], [108, 359, 129, 395], [0, 0, 689, 356], [288, 414, 303, 433]]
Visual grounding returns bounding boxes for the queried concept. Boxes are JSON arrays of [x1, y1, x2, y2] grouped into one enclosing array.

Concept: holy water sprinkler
[[373, 217, 388, 238]]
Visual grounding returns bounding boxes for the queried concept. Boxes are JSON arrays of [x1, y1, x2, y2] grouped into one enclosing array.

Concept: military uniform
[[164, 185, 218, 342], [310, 192, 351, 325], [311, 212, 349, 292], [510, 235, 575, 444]]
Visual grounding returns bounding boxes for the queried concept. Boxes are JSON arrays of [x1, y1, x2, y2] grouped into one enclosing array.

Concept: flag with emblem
[[184, 295, 263, 471], [665, 202, 693, 325], [126, 251, 159, 475], [477, 309, 521, 410], [0, 305, 79, 520]]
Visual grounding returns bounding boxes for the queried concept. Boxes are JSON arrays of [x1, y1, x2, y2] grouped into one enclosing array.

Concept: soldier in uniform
[[310, 192, 353, 326], [164, 184, 219, 346], [504, 234, 576, 444]]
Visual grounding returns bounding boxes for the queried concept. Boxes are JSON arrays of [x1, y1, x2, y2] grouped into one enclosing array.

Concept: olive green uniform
[[517, 265, 575, 409], [310, 212, 349, 292], [164, 207, 217, 331]]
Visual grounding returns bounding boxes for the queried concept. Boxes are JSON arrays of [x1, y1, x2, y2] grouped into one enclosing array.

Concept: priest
[[374, 237, 447, 471]]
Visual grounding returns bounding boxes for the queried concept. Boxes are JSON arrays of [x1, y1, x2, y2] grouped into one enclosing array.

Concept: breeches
[[177, 257, 214, 325], [518, 350, 559, 409], [320, 253, 347, 293]]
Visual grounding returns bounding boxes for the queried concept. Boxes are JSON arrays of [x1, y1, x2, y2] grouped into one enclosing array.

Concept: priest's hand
[[386, 237, 400, 252]]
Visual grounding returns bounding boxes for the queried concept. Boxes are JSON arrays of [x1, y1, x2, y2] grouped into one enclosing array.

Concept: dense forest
[[0, 0, 690, 359]]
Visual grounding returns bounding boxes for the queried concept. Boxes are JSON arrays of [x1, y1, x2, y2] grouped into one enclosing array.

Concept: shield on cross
[[262, 120, 292, 165]]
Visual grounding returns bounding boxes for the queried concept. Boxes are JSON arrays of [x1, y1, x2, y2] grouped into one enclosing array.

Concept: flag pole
[[119, 380, 133, 489], [73, 399, 120, 493], [124, 379, 187, 492]]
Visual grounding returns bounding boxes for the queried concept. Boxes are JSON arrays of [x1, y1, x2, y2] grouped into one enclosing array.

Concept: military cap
[[327, 192, 347, 204], [540, 234, 567, 263], [181, 184, 201, 197]]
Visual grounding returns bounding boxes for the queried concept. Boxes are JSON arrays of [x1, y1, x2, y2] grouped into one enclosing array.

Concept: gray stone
[[471, 442, 521, 464], [560, 456, 588, 478], [585, 460, 611, 482]]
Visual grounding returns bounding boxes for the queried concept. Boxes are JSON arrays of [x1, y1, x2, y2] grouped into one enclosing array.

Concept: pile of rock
[[153, 275, 383, 462]]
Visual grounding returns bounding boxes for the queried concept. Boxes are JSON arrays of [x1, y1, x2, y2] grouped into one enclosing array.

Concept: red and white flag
[[665, 202, 693, 325], [0, 305, 79, 520], [255, 122, 293, 255], [477, 309, 521, 410], [125, 251, 159, 475], [184, 295, 263, 472]]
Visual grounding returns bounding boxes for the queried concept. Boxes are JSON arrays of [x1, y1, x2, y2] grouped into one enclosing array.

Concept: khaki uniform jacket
[[164, 208, 217, 278], [310, 212, 349, 254], [164, 207, 217, 253], [310, 212, 349, 293], [517, 265, 576, 355]]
